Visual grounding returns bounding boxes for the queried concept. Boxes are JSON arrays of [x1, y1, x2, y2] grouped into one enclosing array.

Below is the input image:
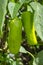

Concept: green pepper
[[8, 17, 22, 54], [22, 11, 37, 45]]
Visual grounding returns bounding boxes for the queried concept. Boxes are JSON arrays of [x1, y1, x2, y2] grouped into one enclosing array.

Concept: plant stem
[[27, 51, 35, 59]]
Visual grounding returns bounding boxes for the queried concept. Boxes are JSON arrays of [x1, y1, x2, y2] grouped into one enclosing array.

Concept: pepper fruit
[[8, 17, 22, 54], [22, 11, 37, 45]]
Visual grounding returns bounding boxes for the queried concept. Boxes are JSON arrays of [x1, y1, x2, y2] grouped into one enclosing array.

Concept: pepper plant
[[0, 0, 43, 65]]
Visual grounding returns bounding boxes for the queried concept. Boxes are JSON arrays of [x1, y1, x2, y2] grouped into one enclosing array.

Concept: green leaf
[[8, 0, 31, 19], [11, 61, 16, 65], [33, 50, 43, 65], [30, 2, 43, 41], [7, 58, 16, 65], [19, 46, 27, 53], [8, 2, 22, 18], [19, 0, 31, 4], [6, 54, 23, 65], [0, 0, 8, 37], [27, 5, 33, 12]]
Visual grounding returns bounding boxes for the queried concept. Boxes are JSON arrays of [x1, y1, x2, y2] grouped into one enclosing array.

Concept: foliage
[[0, 0, 43, 65]]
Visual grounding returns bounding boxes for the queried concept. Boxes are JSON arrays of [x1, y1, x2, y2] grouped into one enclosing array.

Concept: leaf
[[19, 46, 27, 53], [7, 54, 23, 65], [0, 0, 8, 37], [8, 0, 31, 19], [8, 2, 22, 18], [33, 50, 43, 65], [8, 59, 16, 65], [30, 2, 43, 41], [19, 0, 31, 4], [27, 5, 33, 12], [12, 61, 16, 65]]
